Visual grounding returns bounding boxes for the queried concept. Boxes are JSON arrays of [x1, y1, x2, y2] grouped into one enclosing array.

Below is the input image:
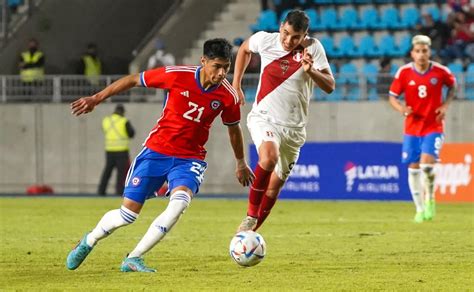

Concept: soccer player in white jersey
[[233, 9, 335, 231]]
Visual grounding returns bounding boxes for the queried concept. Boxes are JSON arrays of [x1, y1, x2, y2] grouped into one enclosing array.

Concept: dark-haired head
[[203, 38, 233, 61], [201, 38, 233, 86], [283, 10, 309, 33]]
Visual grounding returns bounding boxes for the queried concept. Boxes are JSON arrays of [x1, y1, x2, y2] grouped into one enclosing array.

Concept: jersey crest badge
[[280, 60, 289, 75], [180, 91, 189, 97], [292, 50, 303, 62], [409, 80, 416, 86], [430, 78, 438, 85], [210, 100, 221, 110]]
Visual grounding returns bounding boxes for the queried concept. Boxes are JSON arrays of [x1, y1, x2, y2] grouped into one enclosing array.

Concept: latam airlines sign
[[249, 142, 473, 201], [249, 142, 410, 200]]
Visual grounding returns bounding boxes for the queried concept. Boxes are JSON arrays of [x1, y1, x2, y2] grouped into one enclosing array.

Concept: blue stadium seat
[[244, 87, 257, 102], [466, 64, 474, 100], [250, 10, 278, 32], [319, 8, 338, 30], [426, 6, 441, 22], [360, 7, 380, 30], [400, 7, 420, 27], [390, 64, 399, 76], [368, 88, 379, 101], [447, 62, 464, 88], [339, 7, 362, 30], [380, 7, 404, 29], [397, 33, 412, 56], [378, 34, 398, 57], [339, 62, 359, 84], [357, 35, 379, 57], [337, 35, 359, 57], [329, 63, 337, 75], [466, 63, 474, 83], [305, 8, 319, 31], [319, 35, 342, 58], [313, 0, 333, 4], [361, 62, 378, 84], [345, 86, 361, 101], [324, 87, 343, 102]]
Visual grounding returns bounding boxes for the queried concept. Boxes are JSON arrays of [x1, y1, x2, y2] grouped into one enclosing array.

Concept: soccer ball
[[229, 231, 266, 267]]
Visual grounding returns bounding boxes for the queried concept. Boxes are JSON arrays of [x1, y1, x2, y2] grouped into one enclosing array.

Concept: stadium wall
[[0, 101, 473, 194]]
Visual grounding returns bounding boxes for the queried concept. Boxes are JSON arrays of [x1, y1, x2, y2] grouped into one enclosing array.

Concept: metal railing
[[0, 73, 472, 103], [0, 75, 164, 103]]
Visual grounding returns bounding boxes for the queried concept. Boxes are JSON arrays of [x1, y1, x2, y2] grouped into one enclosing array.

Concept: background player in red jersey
[[233, 10, 335, 232], [389, 35, 457, 223], [66, 38, 255, 272]]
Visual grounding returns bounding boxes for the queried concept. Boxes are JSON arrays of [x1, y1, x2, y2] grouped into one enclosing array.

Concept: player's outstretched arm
[[71, 74, 141, 116], [227, 124, 255, 187], [232, 39, 252, 105]]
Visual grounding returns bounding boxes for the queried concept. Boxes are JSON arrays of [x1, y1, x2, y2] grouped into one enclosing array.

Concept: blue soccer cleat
[[66, 233, 94, 270], [120, 256, 156, 272]]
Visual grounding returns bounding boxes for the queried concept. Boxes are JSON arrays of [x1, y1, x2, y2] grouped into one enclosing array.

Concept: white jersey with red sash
[[248, 31, 331, 128]]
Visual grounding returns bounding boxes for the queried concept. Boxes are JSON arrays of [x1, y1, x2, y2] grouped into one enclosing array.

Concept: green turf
[[0, 197, 473, 290]]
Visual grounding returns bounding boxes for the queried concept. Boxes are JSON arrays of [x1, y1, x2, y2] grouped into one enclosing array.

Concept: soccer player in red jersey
[[233, 10, 335, 232], [389, 35, 457, 223], [66, 38, 255, 272]]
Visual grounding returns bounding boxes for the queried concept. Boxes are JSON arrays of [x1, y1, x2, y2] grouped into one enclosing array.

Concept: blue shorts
[[402, 133, 444, 164], [123, 147, 207, 204]]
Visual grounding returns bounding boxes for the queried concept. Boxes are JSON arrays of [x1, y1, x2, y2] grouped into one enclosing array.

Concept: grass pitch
[[0, 197, 473, 291]]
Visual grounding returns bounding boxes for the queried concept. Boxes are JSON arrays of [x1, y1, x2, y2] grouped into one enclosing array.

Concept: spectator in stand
[[78, 43, 103, 86], [19, 38, 44, 95], [442, 11, 474, 60], [147, 39, 175, 69], [416, 14, 451, 56]]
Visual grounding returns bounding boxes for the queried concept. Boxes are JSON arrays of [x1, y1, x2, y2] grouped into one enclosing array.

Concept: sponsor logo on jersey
[[409, 80, 416, 86], [280, 60, 289, 75], [292, 50, 303, 62], [210, 100, 221, 110], [430, 77, 438, 85], [180, 91, 189, 97]]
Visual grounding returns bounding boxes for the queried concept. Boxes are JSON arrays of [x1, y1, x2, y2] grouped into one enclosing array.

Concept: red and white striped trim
[[222, 79, 239, 104], [431, 61, 452, 74], [165, 65, 198, 73], [394, 63, 412, 79]]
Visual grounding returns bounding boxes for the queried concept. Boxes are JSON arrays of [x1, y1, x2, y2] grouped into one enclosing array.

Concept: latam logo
[[345, 162, 400, 193], [290, 164, 320, 178], [435, 154, 472, 195]]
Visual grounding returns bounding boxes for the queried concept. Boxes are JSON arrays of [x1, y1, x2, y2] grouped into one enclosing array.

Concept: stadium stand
[[0, 0, 473, 102]]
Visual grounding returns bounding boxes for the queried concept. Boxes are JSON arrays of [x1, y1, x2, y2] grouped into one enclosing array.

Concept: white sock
[[86, 206, 138, 247], [128, 191, 191, 258], [420, 164, 435, 202], [408, 168, 424, 212]]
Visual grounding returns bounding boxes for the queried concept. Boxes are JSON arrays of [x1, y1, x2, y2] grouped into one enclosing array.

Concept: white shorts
[[247, 112, 306, 181]]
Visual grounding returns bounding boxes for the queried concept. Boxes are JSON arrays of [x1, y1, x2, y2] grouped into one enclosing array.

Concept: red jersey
[[389, 61, 456, 136], [140, 66, 240, 160]]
